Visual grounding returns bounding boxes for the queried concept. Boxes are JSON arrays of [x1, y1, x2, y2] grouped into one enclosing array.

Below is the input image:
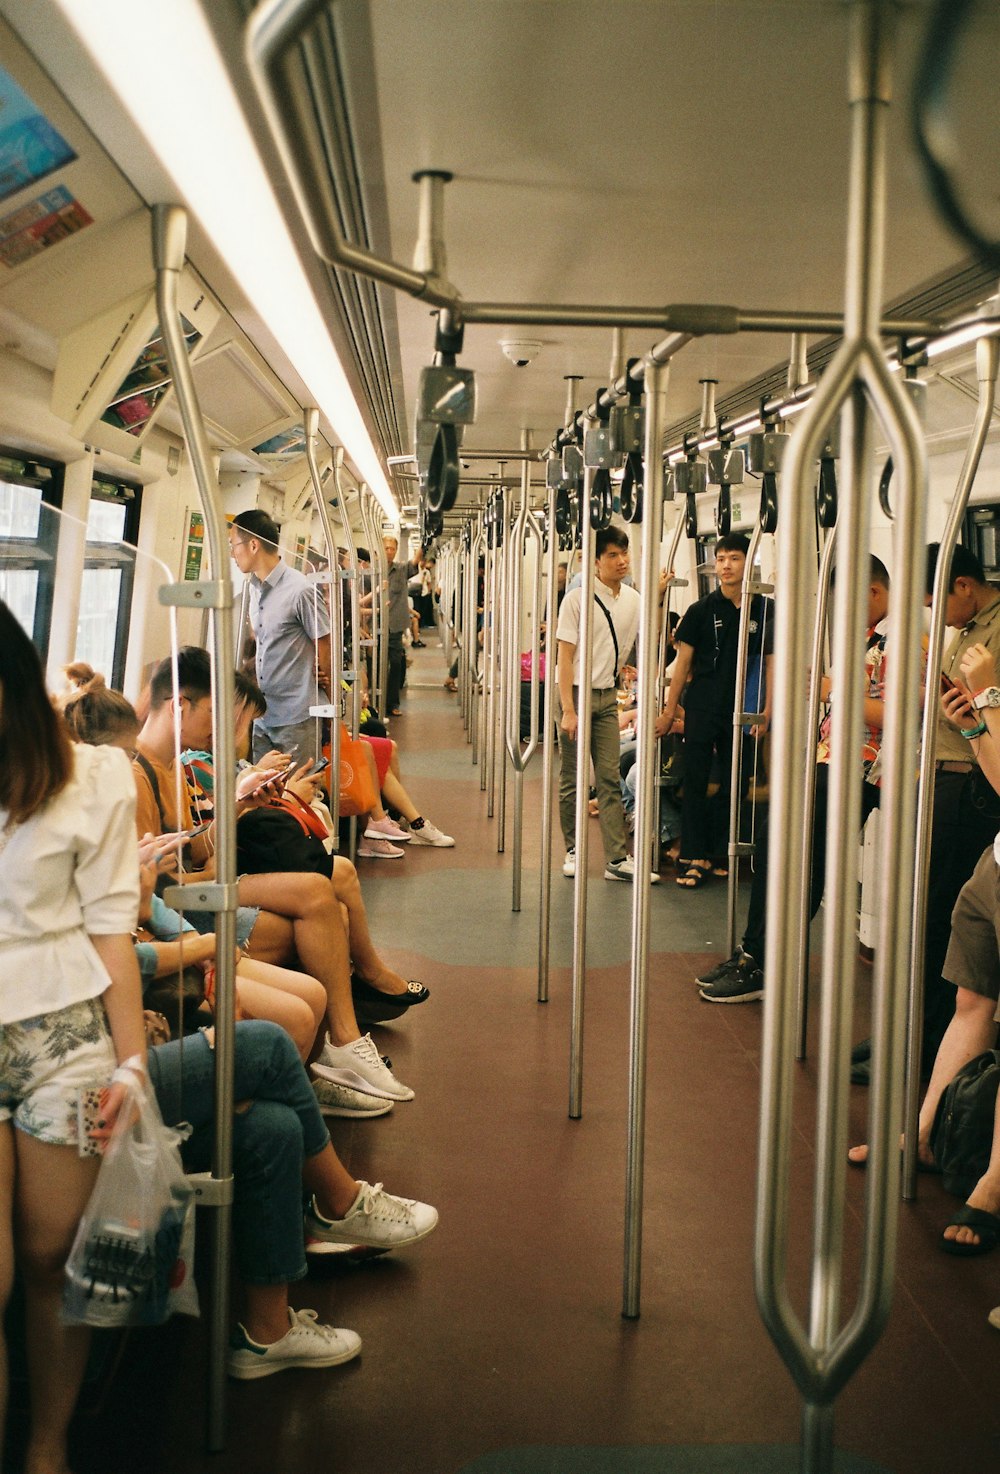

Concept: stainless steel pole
[[303, 410, 340, 843], [902, 334, 999, 1197], [153, 204, 236, 1454], [370, 496, 391, 716], [485, 499, 499, 811], [569, 445, 597, 1120], [623, 356, 668, 1317], [537, 486, 559, 1003], [496, 483, 510, 853], [725, 522, 767, 955]]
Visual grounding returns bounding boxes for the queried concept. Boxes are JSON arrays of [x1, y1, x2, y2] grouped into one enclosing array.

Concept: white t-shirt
[[0, 742, 140, 1023], [556, 578, 641, 690]]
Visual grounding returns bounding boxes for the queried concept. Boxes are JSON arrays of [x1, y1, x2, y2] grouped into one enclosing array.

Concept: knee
[[235, 1101, 303, 1182]]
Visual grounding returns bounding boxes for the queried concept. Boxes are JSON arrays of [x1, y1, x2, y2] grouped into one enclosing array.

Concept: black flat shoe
[[351, 976, 430, 1024]]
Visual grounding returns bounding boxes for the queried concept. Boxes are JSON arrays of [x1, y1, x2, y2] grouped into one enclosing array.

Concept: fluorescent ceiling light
[[52, 0, 396, 519]]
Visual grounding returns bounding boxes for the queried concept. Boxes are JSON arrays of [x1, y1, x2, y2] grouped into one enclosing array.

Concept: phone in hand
[[940, 671, 957, 696], [77, 1087, 104, 1157], [311, 756, 330, 775], [186, 821, 211, 839]]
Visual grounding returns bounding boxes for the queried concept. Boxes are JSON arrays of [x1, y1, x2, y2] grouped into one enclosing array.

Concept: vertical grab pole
[[623, 356, 668, 1318], [153, 204, 236, 1454], [303, 409, 340, 843], [496, 482, 510, 852], [370, 495, 390, 717], [538, 479, 559, 1001], [470, 519, 484, 763], [725, 521, 766, 955], [332, 451, 363, 859], [902, 334, 999, 1197], [506, 432, 535, 907], [754, 5, 929, 1469], [569, 437, 598, 1120], [795, 522, 838, 1059], [359, 493, 382, 713], [509, 511, 543, 911], [485, 496, 498, 808]]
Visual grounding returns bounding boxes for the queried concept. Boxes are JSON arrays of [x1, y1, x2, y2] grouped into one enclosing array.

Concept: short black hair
[[355, 546, 370, 562], [716, 533, 750, 557], [231, 509, 280, 549], [926, 541, 987, 594], [595, 526, 629, 557], [148, 646, 213, 710], [870, 554, 890, 589]]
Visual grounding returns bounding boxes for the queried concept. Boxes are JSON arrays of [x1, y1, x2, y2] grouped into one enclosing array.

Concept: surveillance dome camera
[[500, 338, 543, 368]]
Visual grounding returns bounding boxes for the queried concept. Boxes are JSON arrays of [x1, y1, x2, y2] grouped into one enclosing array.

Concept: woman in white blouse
[[0, 599, 146, 1474]]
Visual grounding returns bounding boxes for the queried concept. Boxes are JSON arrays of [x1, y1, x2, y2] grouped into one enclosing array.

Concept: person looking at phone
[[229, 509, 331, 763]]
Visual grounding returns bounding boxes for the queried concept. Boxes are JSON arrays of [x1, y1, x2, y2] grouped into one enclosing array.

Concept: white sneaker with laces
[[312, 1077, 394, 1118], [604, 855, 661, 883], [304, 1181, 439, 1251], [407, 819, 454, 847], [312, 1034, 415, 1101], [364, 816, 410, 842], [356, 836, 405, 859], [562, 849, 576, 877], [228, 1308, 361, 1380]]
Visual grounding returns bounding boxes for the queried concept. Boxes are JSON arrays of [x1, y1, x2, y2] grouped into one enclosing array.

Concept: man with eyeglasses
[[229, 509, 331, 763]]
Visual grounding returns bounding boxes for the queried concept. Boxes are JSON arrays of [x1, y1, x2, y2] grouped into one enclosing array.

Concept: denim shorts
[[0, 997, 115, 1147], [186, 904, 259, 950]]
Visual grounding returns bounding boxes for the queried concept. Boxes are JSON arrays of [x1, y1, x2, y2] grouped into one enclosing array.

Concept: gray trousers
[[252, 716, 323, 764], [558, 687, 627, 864]]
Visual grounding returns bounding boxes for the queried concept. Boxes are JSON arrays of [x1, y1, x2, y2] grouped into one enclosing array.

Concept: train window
[[0, 451, 63, 655], [74, 478, 141, 688], [964, 506, 1000, 583]]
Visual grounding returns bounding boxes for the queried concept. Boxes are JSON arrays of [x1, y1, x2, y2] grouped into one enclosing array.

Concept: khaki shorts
[[0, 997, 115, 1147], [942, 846, 1000, 1018]]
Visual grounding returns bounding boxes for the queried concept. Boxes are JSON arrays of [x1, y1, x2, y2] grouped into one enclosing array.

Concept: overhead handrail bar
[[622, 355, 669, 1317], [303, 409, 341, 839], [903, 332, 999, 1198], [754, 5, 928, 1471], [569, 439, 599, 1120], [153, 204, 237, 1454], [795, 520, 839, 1061]]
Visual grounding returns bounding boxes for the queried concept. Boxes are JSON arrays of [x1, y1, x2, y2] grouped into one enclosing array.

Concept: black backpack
[[929, 1049, 1000, 1198]]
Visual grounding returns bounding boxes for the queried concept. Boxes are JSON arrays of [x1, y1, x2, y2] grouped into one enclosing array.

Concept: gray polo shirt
[[249, 560, 331, 725], [387, 559, 419, 635]]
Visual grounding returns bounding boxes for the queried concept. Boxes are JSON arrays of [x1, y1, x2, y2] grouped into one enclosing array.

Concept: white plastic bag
[[63, 1076, 198, 1327]]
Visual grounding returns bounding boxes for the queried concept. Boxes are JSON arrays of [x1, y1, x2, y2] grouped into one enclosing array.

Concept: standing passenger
[[229, 510, 332, 763], [0, 599, 146, 1474], [557, 526, 643, 882]]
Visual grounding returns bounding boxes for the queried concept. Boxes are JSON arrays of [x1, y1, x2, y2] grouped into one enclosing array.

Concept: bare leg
[[330, 857, 407, 994], [237, 874, 361, 1047], [16, 1133, 101, 1474], [943, 1084, 1000, 1247], [302, 1141, 362, 1220], [361, 746, 389, 823], [381, 769, 420, 824], [236, 960, 326, 1060], [848, 986, 997, 1166], [0, 1123, 15, 1474], [240, 1282, 292, 1346]]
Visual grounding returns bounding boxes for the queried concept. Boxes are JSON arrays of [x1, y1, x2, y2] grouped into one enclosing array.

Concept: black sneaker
[[698, 955, 764, 1004], [695, 948, 745, 988], [850, 1037, 871, 1065]]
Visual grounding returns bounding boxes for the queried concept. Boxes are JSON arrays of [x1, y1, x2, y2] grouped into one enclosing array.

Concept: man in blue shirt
[[229, 510, 331, 762]]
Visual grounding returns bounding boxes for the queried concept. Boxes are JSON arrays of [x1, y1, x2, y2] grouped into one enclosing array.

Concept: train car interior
[[0, 2, 999, 1472]]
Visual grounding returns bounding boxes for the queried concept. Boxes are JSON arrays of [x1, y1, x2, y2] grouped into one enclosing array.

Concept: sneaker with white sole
[[304, 1181, 439, 1251], [562, 848, 576, 877], [356, 836, 405, 859], [312, 1034, 415, 1101], [407, 819, 454, 847], [698, 954, 765, 1004], [364, 816, 410, 842], [604, 855, 660, 883], [695, 948, 746, 988], [228, 1308, 361, 1380], [312, 1076, 394, 1118]]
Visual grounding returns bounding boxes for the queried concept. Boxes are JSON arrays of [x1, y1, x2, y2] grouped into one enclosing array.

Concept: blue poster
[[0, 66, 76, 205]]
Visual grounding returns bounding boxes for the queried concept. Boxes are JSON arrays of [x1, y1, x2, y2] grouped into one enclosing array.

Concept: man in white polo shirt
[[557, 525, 641, 882]]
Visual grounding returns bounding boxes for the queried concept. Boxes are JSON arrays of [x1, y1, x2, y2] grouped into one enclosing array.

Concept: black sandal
[[676, 862, 712, 889]]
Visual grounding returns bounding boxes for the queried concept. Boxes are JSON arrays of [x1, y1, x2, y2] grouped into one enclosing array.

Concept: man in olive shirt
[[853, 542, 1000, 1082]]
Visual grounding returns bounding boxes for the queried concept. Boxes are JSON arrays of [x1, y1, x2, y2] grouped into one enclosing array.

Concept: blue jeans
[[147, 1021, 330, 1286]]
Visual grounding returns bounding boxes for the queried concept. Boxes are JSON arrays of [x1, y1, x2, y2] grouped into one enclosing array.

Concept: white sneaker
[[312, 1077, 394, 1118], [228, 1308, 361, 1380], [356, 836, 405, 859], [407, 819, 454, 847], [604, 855, 660, 883], [364, 816, 410, 842], [312, 1034, 415, 1101], [304, 1181, 439, 1251], [562, 848, 576, 877]]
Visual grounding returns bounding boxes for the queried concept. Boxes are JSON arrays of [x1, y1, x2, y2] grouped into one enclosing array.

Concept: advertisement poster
[[0, 184, 92, 268], [183, 510, 204, 582], [0, 67, 76, 205]]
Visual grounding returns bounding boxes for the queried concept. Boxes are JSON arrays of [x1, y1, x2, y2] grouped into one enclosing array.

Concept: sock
[[410, 816, 426, 830]]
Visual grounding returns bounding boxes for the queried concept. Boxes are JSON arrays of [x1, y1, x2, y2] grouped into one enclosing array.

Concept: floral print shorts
[[0, 997, 115, 1147]]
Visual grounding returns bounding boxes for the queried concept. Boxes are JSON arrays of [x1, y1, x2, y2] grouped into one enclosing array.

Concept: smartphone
[[940, 672, 957, 695], [311, 756, 330, 775], [77, 1087, 104, 1158], [186, 821, 211, 839]]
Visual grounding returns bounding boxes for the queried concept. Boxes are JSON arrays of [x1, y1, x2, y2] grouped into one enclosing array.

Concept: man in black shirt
[[655, 534, 773, 888]]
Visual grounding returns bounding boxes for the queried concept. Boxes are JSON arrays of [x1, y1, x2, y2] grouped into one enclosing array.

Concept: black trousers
[[386, 630, 405, 710], [742, 764, 879, 964], [680, 705, 749, 863]]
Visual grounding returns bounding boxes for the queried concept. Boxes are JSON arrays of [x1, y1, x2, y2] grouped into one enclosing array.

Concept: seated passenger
[[133, 647, 415, 1105], [130, 1018, 438, 1377]]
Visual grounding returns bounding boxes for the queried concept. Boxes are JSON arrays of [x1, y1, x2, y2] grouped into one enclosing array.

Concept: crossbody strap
[[134, 752, 168, 834], [593, 594, 620, 685]]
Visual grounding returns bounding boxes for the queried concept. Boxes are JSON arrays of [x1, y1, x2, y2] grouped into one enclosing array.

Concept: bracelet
[[960, 722, 988, 739]]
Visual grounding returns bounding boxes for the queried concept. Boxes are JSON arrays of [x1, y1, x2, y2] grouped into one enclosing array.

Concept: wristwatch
[[972, 686, 1000, 710]]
